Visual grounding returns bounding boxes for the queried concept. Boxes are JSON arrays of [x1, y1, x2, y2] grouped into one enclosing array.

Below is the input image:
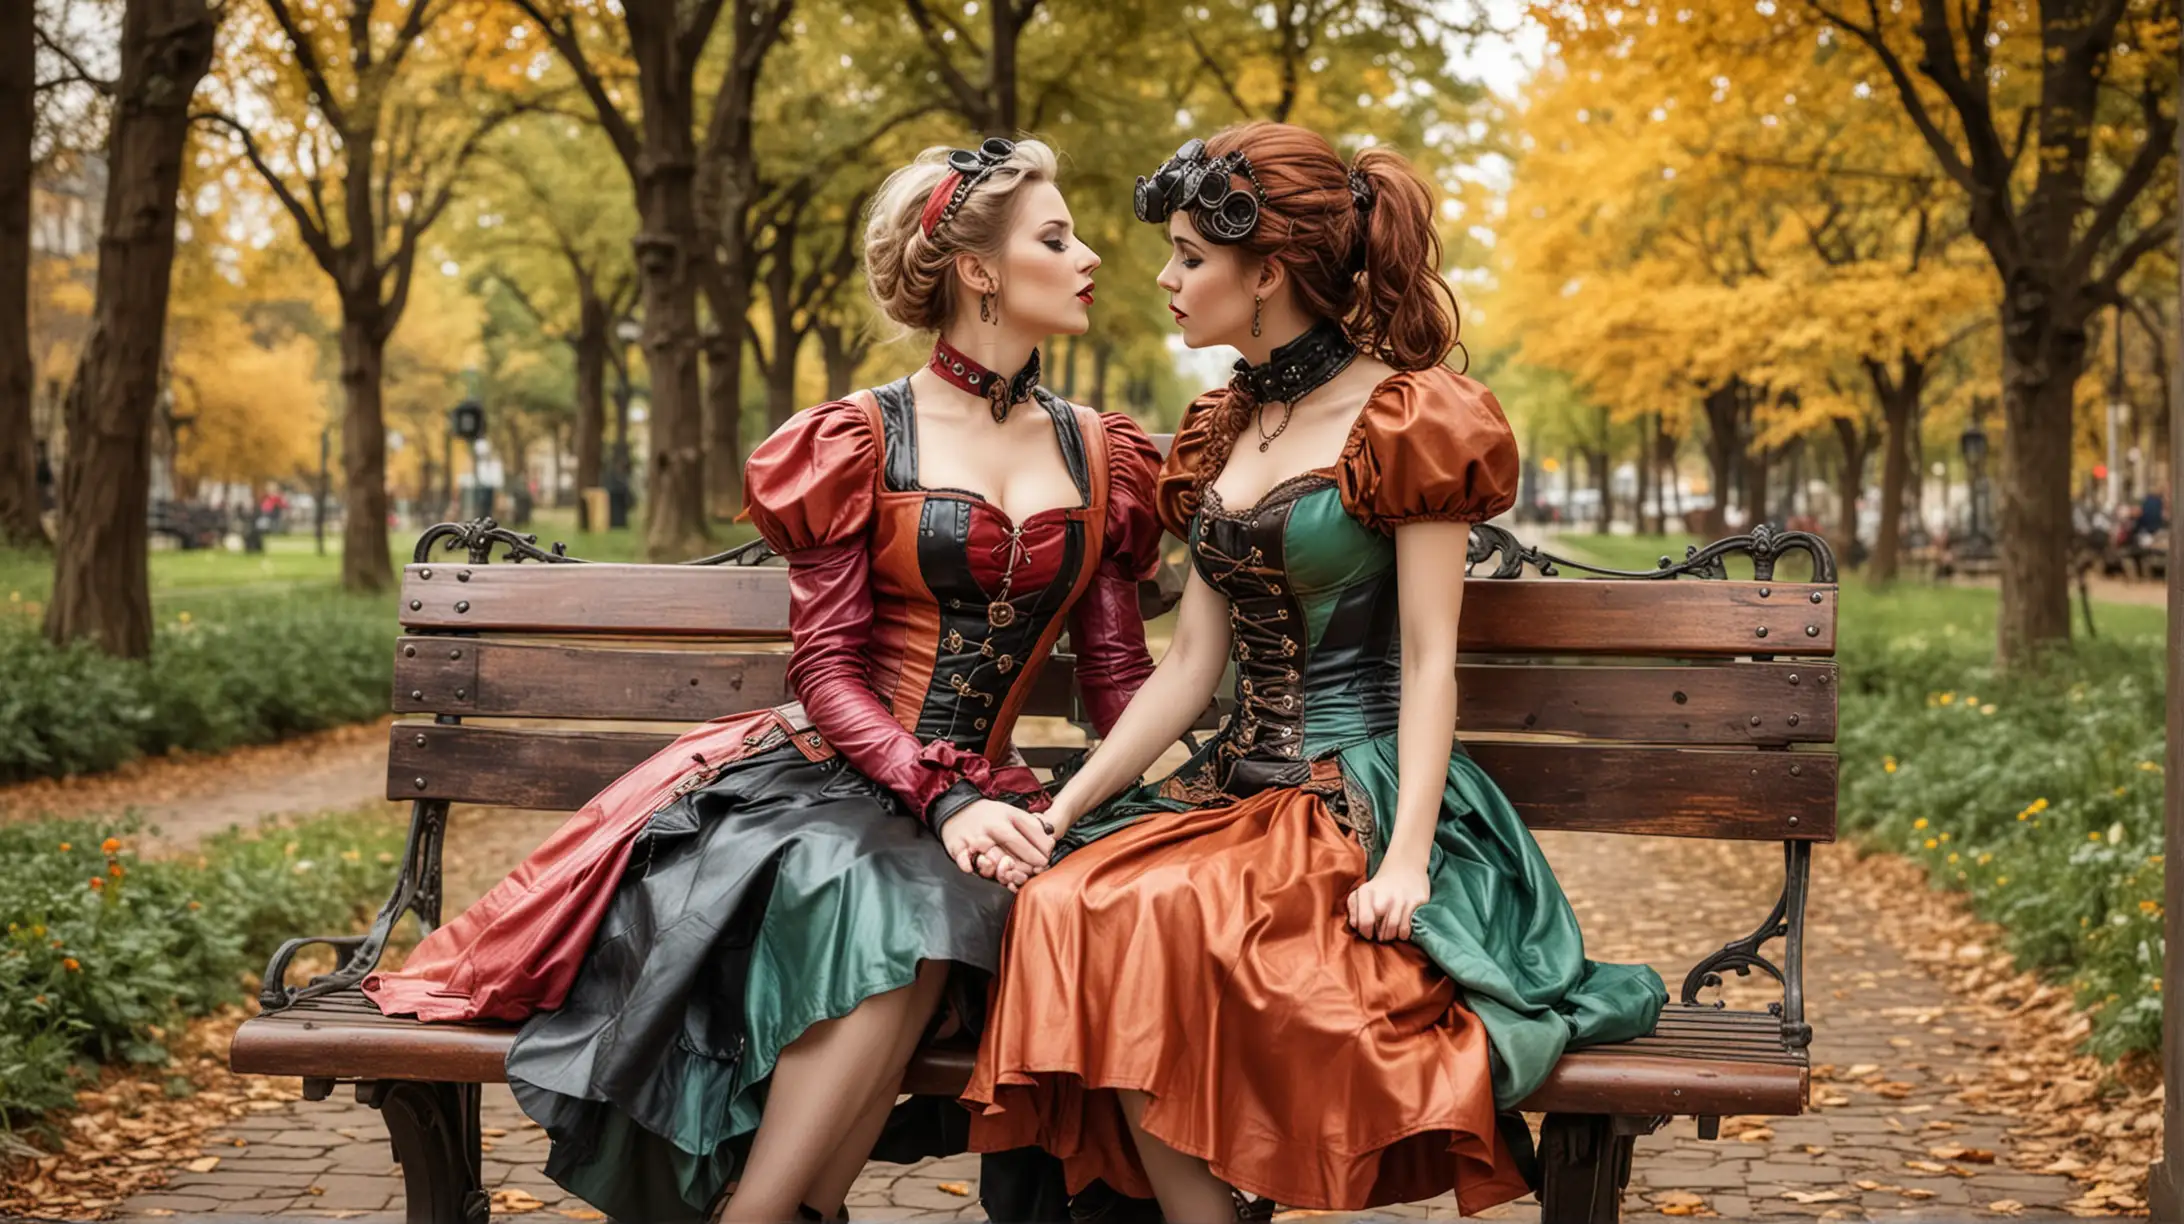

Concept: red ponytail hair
[[1204, 121, 1461, 371]]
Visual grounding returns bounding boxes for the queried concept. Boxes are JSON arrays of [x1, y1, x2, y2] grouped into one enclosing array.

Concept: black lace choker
[[1230, 318, 1358, 406]]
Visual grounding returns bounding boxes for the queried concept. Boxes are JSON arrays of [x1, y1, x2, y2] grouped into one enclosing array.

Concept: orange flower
[[101, 837, 121, 855], [186, 900, 201, 911], [88, 877, 103, 891], [108, 863, 125, 879], [57, 842, 71, 853], [62, 958, 80, 972]]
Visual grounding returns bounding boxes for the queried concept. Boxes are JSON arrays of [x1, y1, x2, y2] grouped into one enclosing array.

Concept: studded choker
[[930, 337, 1041, 424], [1231, 318, 1357, 407]]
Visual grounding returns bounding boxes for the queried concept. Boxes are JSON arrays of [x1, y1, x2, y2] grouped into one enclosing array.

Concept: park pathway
[[105, 809, 2095, 1222]]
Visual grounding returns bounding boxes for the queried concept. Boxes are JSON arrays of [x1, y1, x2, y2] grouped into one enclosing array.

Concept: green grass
[[1556, 530, 2170, 1062]]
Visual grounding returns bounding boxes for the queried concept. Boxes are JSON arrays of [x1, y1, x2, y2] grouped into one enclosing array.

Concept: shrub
[[0, 810, 406, 1130]]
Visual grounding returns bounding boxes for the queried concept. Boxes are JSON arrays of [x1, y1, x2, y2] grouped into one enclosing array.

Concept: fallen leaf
[[1988, 1201, 2026, 1216], [1900, 1188, 1938, 1200], [556, 1211, 607, 1221], [1782, 1190, 1845, 1203], [938, 1182, 972, 1197], [494, 1188, 547, 1213], [1854, 1180, 1883, 1192], [183, 1155, 219, 1173], [1905, 1160, 1951, 1173], [1734, 1127, 1775, 1142]]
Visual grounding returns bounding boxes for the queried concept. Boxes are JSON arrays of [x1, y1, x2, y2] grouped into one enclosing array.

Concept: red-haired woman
[[963, 122, 1667, 1221]]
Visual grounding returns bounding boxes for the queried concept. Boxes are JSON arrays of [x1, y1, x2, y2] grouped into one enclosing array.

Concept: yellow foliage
[[169, 313, 327, 485]]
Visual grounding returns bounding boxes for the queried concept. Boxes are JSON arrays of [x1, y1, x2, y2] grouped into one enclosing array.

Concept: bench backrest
[[388, 523, 1840, 847]]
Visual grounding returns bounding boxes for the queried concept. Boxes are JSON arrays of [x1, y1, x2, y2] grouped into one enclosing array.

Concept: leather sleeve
[[1336, 366, 1520, 533]]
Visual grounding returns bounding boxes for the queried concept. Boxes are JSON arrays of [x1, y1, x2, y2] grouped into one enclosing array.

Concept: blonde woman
[[365, 138, 1163, 1224]]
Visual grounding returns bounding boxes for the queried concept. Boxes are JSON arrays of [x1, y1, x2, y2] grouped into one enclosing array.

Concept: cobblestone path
[[109, 821, 2090, 1222]]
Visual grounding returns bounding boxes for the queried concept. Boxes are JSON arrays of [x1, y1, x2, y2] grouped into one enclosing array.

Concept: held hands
[[1347, 858, 1430, 943], [939, 799, 1055, 891]]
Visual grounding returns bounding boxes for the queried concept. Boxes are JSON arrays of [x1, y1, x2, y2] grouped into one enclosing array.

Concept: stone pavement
[[104, 826, 2092, 1222]]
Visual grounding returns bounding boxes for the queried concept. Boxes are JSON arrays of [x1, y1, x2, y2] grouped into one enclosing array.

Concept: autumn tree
[[198, 0, 521, 592], [44, 0, 217, 657], [506, 0, 795, 557], [459, 120, 635, 527], [1793, 0, 2178, 662]]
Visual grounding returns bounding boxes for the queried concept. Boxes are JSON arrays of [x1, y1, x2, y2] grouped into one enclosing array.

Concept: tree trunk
[[1996, 323, 2083, 661], [1699, 383, 1742, 537], [633, 175, 708, 560], [1591, 447, 1611, 533], [45, 0, 216, 656], [574, 288, 607, 527], [1658, 420, 1683, 526], [990, 0, 1023, 131], [336, 307, 393, 592], [0, 0, 41, 547], [818, 320, 857, 401], [1865, 353, 1923, 582], [1742, 443, 1770, 531], [1091, 342, 1111, 411], [764, 211, 801, 432], [1635, 412, 1655, 534], [1830, 416, 1870, 564]]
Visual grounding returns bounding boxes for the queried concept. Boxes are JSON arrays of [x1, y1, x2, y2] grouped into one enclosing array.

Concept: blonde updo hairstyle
[[864, 139, 1061, 332]]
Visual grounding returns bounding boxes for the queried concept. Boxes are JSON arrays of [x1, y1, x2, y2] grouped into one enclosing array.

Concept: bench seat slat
[[231, 997, 1805, 1118], [386, 725, 1836, 841], [392, 640, 1838, 746], [400, 565, 1837, 656]]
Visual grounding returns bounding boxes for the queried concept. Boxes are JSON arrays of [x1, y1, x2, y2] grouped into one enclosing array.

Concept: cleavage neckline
[[883, 378, 1091, 527]]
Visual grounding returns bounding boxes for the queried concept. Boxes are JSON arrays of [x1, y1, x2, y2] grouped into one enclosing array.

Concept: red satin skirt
[[961, 787, 1529, 1214]]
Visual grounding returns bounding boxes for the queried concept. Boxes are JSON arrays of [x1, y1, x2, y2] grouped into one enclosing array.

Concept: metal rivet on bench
[[1789, 815, 1800, 826], [1787, 714, 1800, 726], [1749, 715, 1762, 727], [455, 688, 467, 699], [413, 777, 427, 790], [409, 690, 423, 701], [414, 734, 427, 747], [690, 677, 700, 686], [1809, 591, 1824, 604], [1790, 764, 1803, 777], [403, 645, 416, 658], [1787, 673, 1799, 684], [420, 568, 432, 580], [456, 601, 471, 614], [1672, 691, 1688, 704], [1805, 624, 1819, 637], [458, 569, 472, 582], [408, 599, 422, 611], [1754, 626, 1768, 638], [449, 649, 462, 660], [1757, 586, 1770, 597]]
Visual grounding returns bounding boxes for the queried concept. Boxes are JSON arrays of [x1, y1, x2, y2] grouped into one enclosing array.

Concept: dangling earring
[[980, 290, 996, 324], [1251, 295, 1263, 338]]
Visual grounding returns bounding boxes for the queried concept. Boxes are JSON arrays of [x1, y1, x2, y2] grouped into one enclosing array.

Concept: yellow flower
[[2018, 811, 2031, 821], [62, 958, 79, 972], [176, 610, 191, 625], [2116, 786, 2131, 797], [1884, 756, 1898, 774], [1924, 838, 1939, 850], [1963, 695, 1978, 706], [1915, 818, 1929, 830], [1978, 853, 1993, 865], [2141, 900, 2162, 915], [2083, 916, 2092, 927], [1980, 704, 1997, 715], [1947, 853, 1960, 864], [30, 924, 44, 938], [1996, 876, 2008, 886], [1939, 692, 1956, 705], [2142, 761, 2163, 773], [2091, 831, 2103, 842], [1939, 832, 1951, 843], [2029, 797, 2050, 813]]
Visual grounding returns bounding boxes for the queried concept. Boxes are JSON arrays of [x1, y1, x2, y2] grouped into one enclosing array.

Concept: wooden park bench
[[231, 514, 1840, 1224]]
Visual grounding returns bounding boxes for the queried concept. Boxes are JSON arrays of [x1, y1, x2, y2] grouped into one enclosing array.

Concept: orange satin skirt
[[961, 786, 1530, 1214]]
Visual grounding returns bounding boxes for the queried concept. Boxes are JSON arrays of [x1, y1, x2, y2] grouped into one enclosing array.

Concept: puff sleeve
[[742, 398, 878, 553], [1337, 367, 1519, 534], [1153, 389, 1229, 539], [1067, 411, 1164, 736], [742, 401, 1002, 828]]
